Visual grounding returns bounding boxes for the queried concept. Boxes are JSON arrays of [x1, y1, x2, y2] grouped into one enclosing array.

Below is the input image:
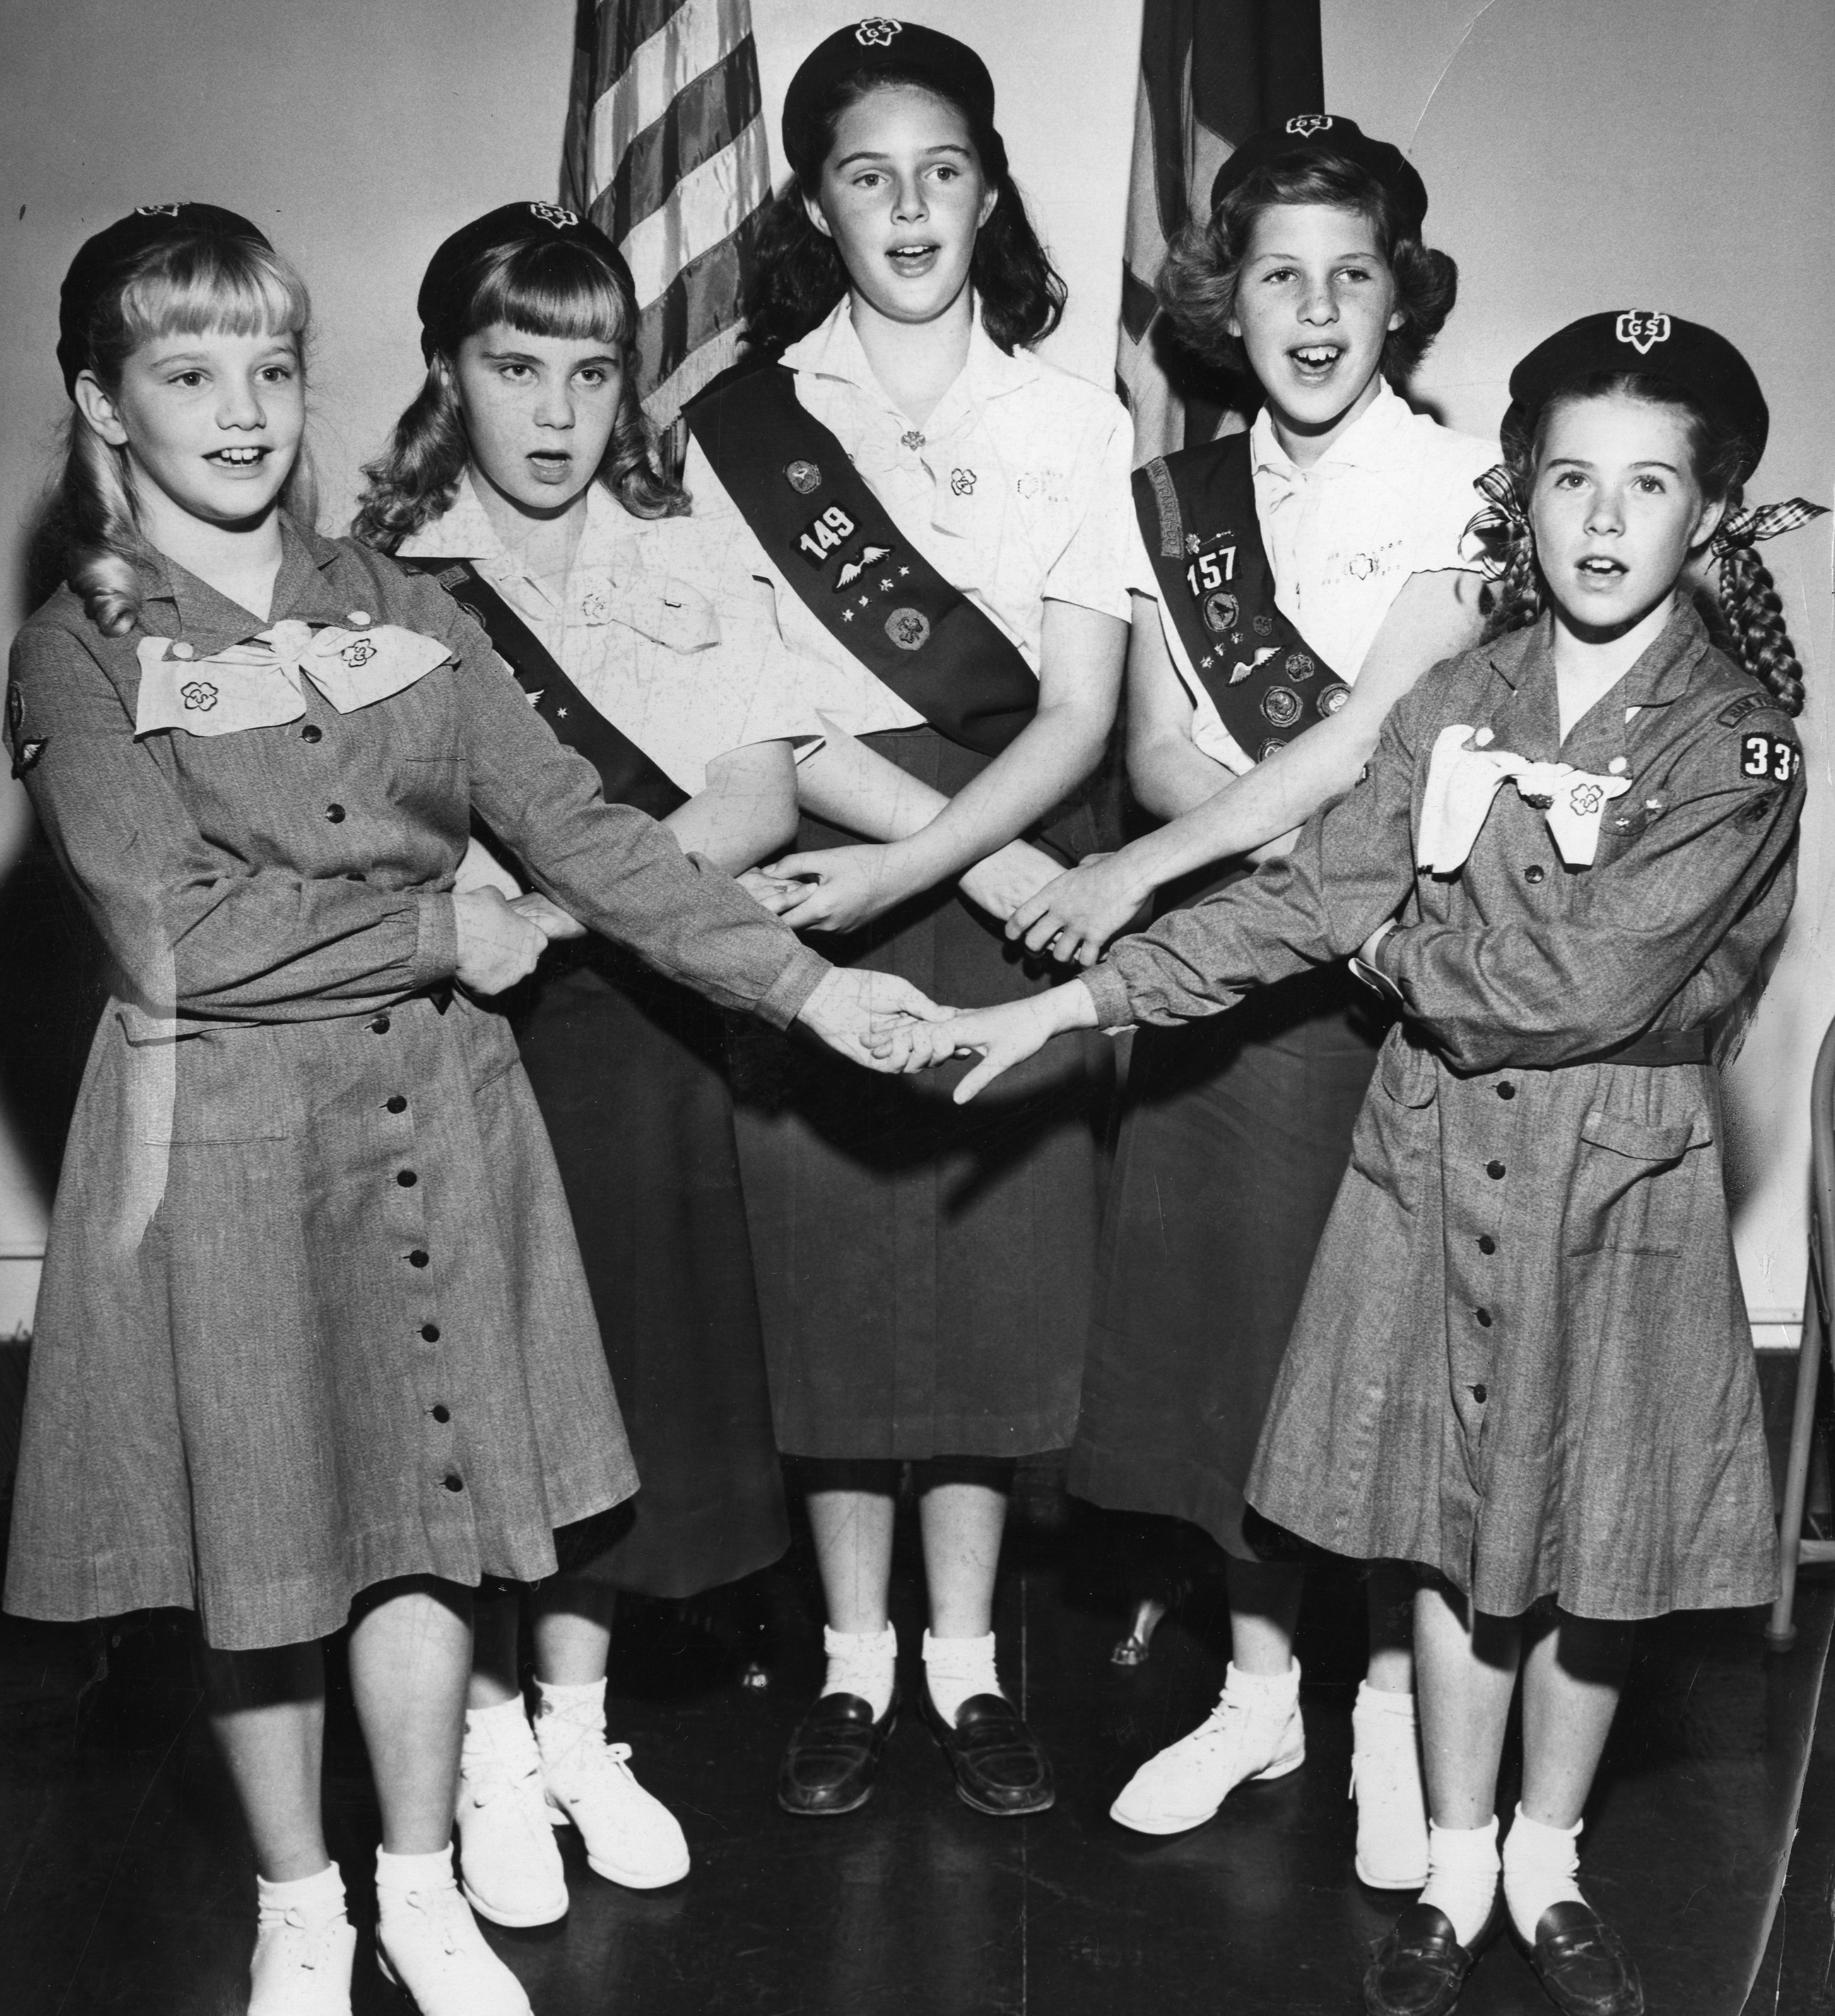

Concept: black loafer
[[1518, 1901, 1644, 2016], [776, 1689, 899, 1816], [1365, 1899, 1501, 2016], [920, 1689, 1054, 1816]]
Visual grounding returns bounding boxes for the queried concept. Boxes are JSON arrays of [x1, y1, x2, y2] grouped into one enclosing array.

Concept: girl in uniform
[[2, 204, 925, 2016], [676, 17, 1135, 1817], [356, 201, 859, 1930], [878, 312, 1816, 2016], [1007, 116, 1494, 1882]]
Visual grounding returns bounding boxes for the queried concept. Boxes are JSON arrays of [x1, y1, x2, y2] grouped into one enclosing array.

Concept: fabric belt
[[1580, 1025, 1710, 1068]]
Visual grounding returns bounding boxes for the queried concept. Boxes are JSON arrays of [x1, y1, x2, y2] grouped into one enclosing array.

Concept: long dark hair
[[743, 69, 1064, 358], [1159, 152, 1456, 387], [1482, 371, 1804, 715], [354, 234, 683, 553]]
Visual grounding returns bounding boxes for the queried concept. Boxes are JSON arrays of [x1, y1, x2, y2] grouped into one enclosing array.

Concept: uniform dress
[[0, 521, 827, 1652], [677, 299, 1137, 1458], [1081, 599, 1799, 1619], [397, 475, 843, 1597], [1071, 383, 1496, 1555]]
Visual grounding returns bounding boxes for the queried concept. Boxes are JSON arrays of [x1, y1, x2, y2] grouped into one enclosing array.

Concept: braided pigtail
[[1717, 542, 1805, 717], [1479, 527, 1545, 641]]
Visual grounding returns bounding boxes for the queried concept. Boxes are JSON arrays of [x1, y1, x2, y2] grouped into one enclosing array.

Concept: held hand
[[794, 966, 954, 1071], [869, 981, 1099, 1103], [454, 887, 548, 995], [957, 839, 1064, 924], [763, 844, 916, 934], [736, 867, 804, 917], [454, 833, 524, 901], [511, 892, 587, 941], [1007, 852, 1152, 966]]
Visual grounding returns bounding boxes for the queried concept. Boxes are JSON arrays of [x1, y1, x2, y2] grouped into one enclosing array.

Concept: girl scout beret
[[782, 17, 997, 178], [58, 203, 271, 396], [1507, 312, 1769, 474], [416, 202, 637, 359], [1208, 114, 1428, 237]]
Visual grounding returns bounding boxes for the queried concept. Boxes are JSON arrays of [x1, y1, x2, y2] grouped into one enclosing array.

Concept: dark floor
[[2, 1482, 1831, 2016]]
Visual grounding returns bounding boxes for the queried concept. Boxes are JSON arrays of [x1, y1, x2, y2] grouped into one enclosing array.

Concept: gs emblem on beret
[[136, 203, 183, 216], [1615, 310, 1671, 355], [855, 16, 902, 46], [339, 636, 378, 669], [528, 203, 579, 230], [1285, 651, 1315, 681], [1317, 683, 1351, 718], [885, 607, 930, 652], [1202, 590, 1239, 637], [180, 680, 219, 712], [785, 459, 822, 495], [1261, 686, 1302, 728], [1286, 114, 1334, 137]]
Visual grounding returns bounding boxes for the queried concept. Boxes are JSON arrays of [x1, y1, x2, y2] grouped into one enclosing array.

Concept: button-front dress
[[398, 477, 846, 1597], [1071, 386, 1496, 1556], [677, 302, 1137, 1459], [1081, 602, 1798, 1618], [1, 522, 826, 1651]]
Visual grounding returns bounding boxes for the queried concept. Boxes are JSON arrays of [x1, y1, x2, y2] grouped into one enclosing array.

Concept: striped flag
[[561, 0, 772, 427], [1118, 0, 1323, 461]]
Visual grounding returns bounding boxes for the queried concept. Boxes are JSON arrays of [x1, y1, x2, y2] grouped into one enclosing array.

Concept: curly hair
[[352, 235, 683, 554], [1480, 370, 1804, 715], [48, 231, 315, 636], [1158, 152, 1456, 387], [742, 72, 1064, 358]]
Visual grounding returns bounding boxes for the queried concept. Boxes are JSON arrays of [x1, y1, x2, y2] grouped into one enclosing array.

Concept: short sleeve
[[1041, 399, 1139, 622], [1407, 429, 1501, 577]]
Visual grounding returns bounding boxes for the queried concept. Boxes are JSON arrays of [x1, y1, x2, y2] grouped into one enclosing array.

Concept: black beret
[[783, 17, 996, 178], [1208, 113, 1428, 237], [1507, 311, 1769, 476], [58, 203, 271, 397], [416, 202, 636, 359]]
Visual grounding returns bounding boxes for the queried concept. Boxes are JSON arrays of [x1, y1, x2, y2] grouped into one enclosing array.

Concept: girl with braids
[[877, 312, 1820, 2016], [4, 203, 929, 2016], [672, 17, 1134, 1820], [355, 201, 866, 1932], [1008, 115, 1495, 1883]]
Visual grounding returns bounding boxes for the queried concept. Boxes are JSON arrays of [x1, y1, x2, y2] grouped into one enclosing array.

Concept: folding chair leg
[[1768, 1274, 1827, 1651]]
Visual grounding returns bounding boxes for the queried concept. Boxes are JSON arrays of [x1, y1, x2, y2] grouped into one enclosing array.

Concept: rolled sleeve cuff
[[754, 942, 830, 1030], [410, 892, 459, 989], [1081, 960, 1134, 1029]]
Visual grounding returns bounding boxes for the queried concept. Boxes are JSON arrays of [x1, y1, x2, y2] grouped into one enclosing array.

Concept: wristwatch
[[1349, 921, 1404, 1009]]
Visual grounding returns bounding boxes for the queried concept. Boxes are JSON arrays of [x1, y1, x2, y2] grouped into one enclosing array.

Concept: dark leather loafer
[[776, 1689, 899, 1816], [1365, 1899, 1501, 2016], [920, 1689, 1054, 1816], [1518, 1901, 1644, 2015]]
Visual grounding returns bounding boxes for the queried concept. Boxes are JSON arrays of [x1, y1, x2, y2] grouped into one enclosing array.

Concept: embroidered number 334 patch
[[1741, 733, 1798, 784]]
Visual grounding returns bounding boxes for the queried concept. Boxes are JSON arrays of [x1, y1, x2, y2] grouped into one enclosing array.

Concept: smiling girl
[[2, 203, 928, 2016], [878, 312, 1819, 2016], [673, 18, 1134, 1820]]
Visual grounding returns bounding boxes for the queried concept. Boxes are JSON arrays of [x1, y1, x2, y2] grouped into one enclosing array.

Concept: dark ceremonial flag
[[1134, 434, 1346, 763], [686, 366, 1039, 759], [402, 559, 687, 819]]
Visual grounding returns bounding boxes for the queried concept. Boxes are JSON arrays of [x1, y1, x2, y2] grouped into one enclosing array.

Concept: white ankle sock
[[1502, 1804, 1584, 1942], [256, 1862, 345, 1921], [1353, 1680, 1416, 1724], [463, 1695, 533, 1748], [922, 1629, 1002, 1727], [535, 1677, 607, 1733], [375, 1844, 455, 1901], [1224, 1659, 1301, 1709], [1418, 1816, 1500, 1949], [822, 1622, 896, 1721]]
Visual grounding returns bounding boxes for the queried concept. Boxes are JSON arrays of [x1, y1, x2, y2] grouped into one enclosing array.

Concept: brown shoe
[[1519, 1902, 1644, 2016], [776, 1690, 899, 1817], [920, 1689, 1054, 1817], [1364, 1899, 1501, 2016]]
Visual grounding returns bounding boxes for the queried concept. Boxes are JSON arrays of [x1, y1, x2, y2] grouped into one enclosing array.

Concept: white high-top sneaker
[[248, 1867, 356, 2016], [1110, 1661, 1305, 1835], [1350, 1682, 1430, 1889], [375, 1850, 533, 2016], [454, 1705, 570, 1927], [536, 1690, 690, 1890]]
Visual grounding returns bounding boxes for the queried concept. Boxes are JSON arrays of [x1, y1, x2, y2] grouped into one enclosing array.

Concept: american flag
[[561, 0, 772, 428], [1117, 0, 1324, 460]]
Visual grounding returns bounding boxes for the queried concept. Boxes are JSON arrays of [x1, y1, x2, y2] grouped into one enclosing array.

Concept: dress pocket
[[1564, 1105, 1708, 1255], [1347, 1037, 1437, 1213]]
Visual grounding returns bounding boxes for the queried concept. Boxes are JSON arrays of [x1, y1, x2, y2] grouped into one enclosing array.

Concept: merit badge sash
[[401, 559, 687, 820], [685, 365, 1038, 758], [1134, 434, 1348, 765]]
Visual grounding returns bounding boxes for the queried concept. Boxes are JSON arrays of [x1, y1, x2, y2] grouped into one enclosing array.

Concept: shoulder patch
[[1717, 689, 1771, 728], [1736, 729, 1799, 787]]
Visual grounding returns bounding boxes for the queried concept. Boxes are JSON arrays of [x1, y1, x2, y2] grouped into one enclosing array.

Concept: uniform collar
[[396, 468, 631, 574], [139, 515, 351, 650], [1250, 377, 1411, 484], [781, 294, 1040, 418], [1486, 595, 1710, 705]]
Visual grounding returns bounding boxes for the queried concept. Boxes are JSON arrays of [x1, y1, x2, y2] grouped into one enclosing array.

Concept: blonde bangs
[[119, 238, 311, 353], [474, 240, 632, 349]]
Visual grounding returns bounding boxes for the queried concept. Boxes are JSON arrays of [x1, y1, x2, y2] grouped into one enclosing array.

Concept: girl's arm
[[1370, 700, 1805, 1074], [761, 598, 1127, 933], [1009, 569, 1484, 963], [664, 739, 799, 875]]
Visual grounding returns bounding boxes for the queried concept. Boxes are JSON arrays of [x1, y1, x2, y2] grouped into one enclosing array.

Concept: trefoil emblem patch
[[1615, 310, 1671, 355], [855, 17, 902, 46], [1286, 114, 1333, 137]]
